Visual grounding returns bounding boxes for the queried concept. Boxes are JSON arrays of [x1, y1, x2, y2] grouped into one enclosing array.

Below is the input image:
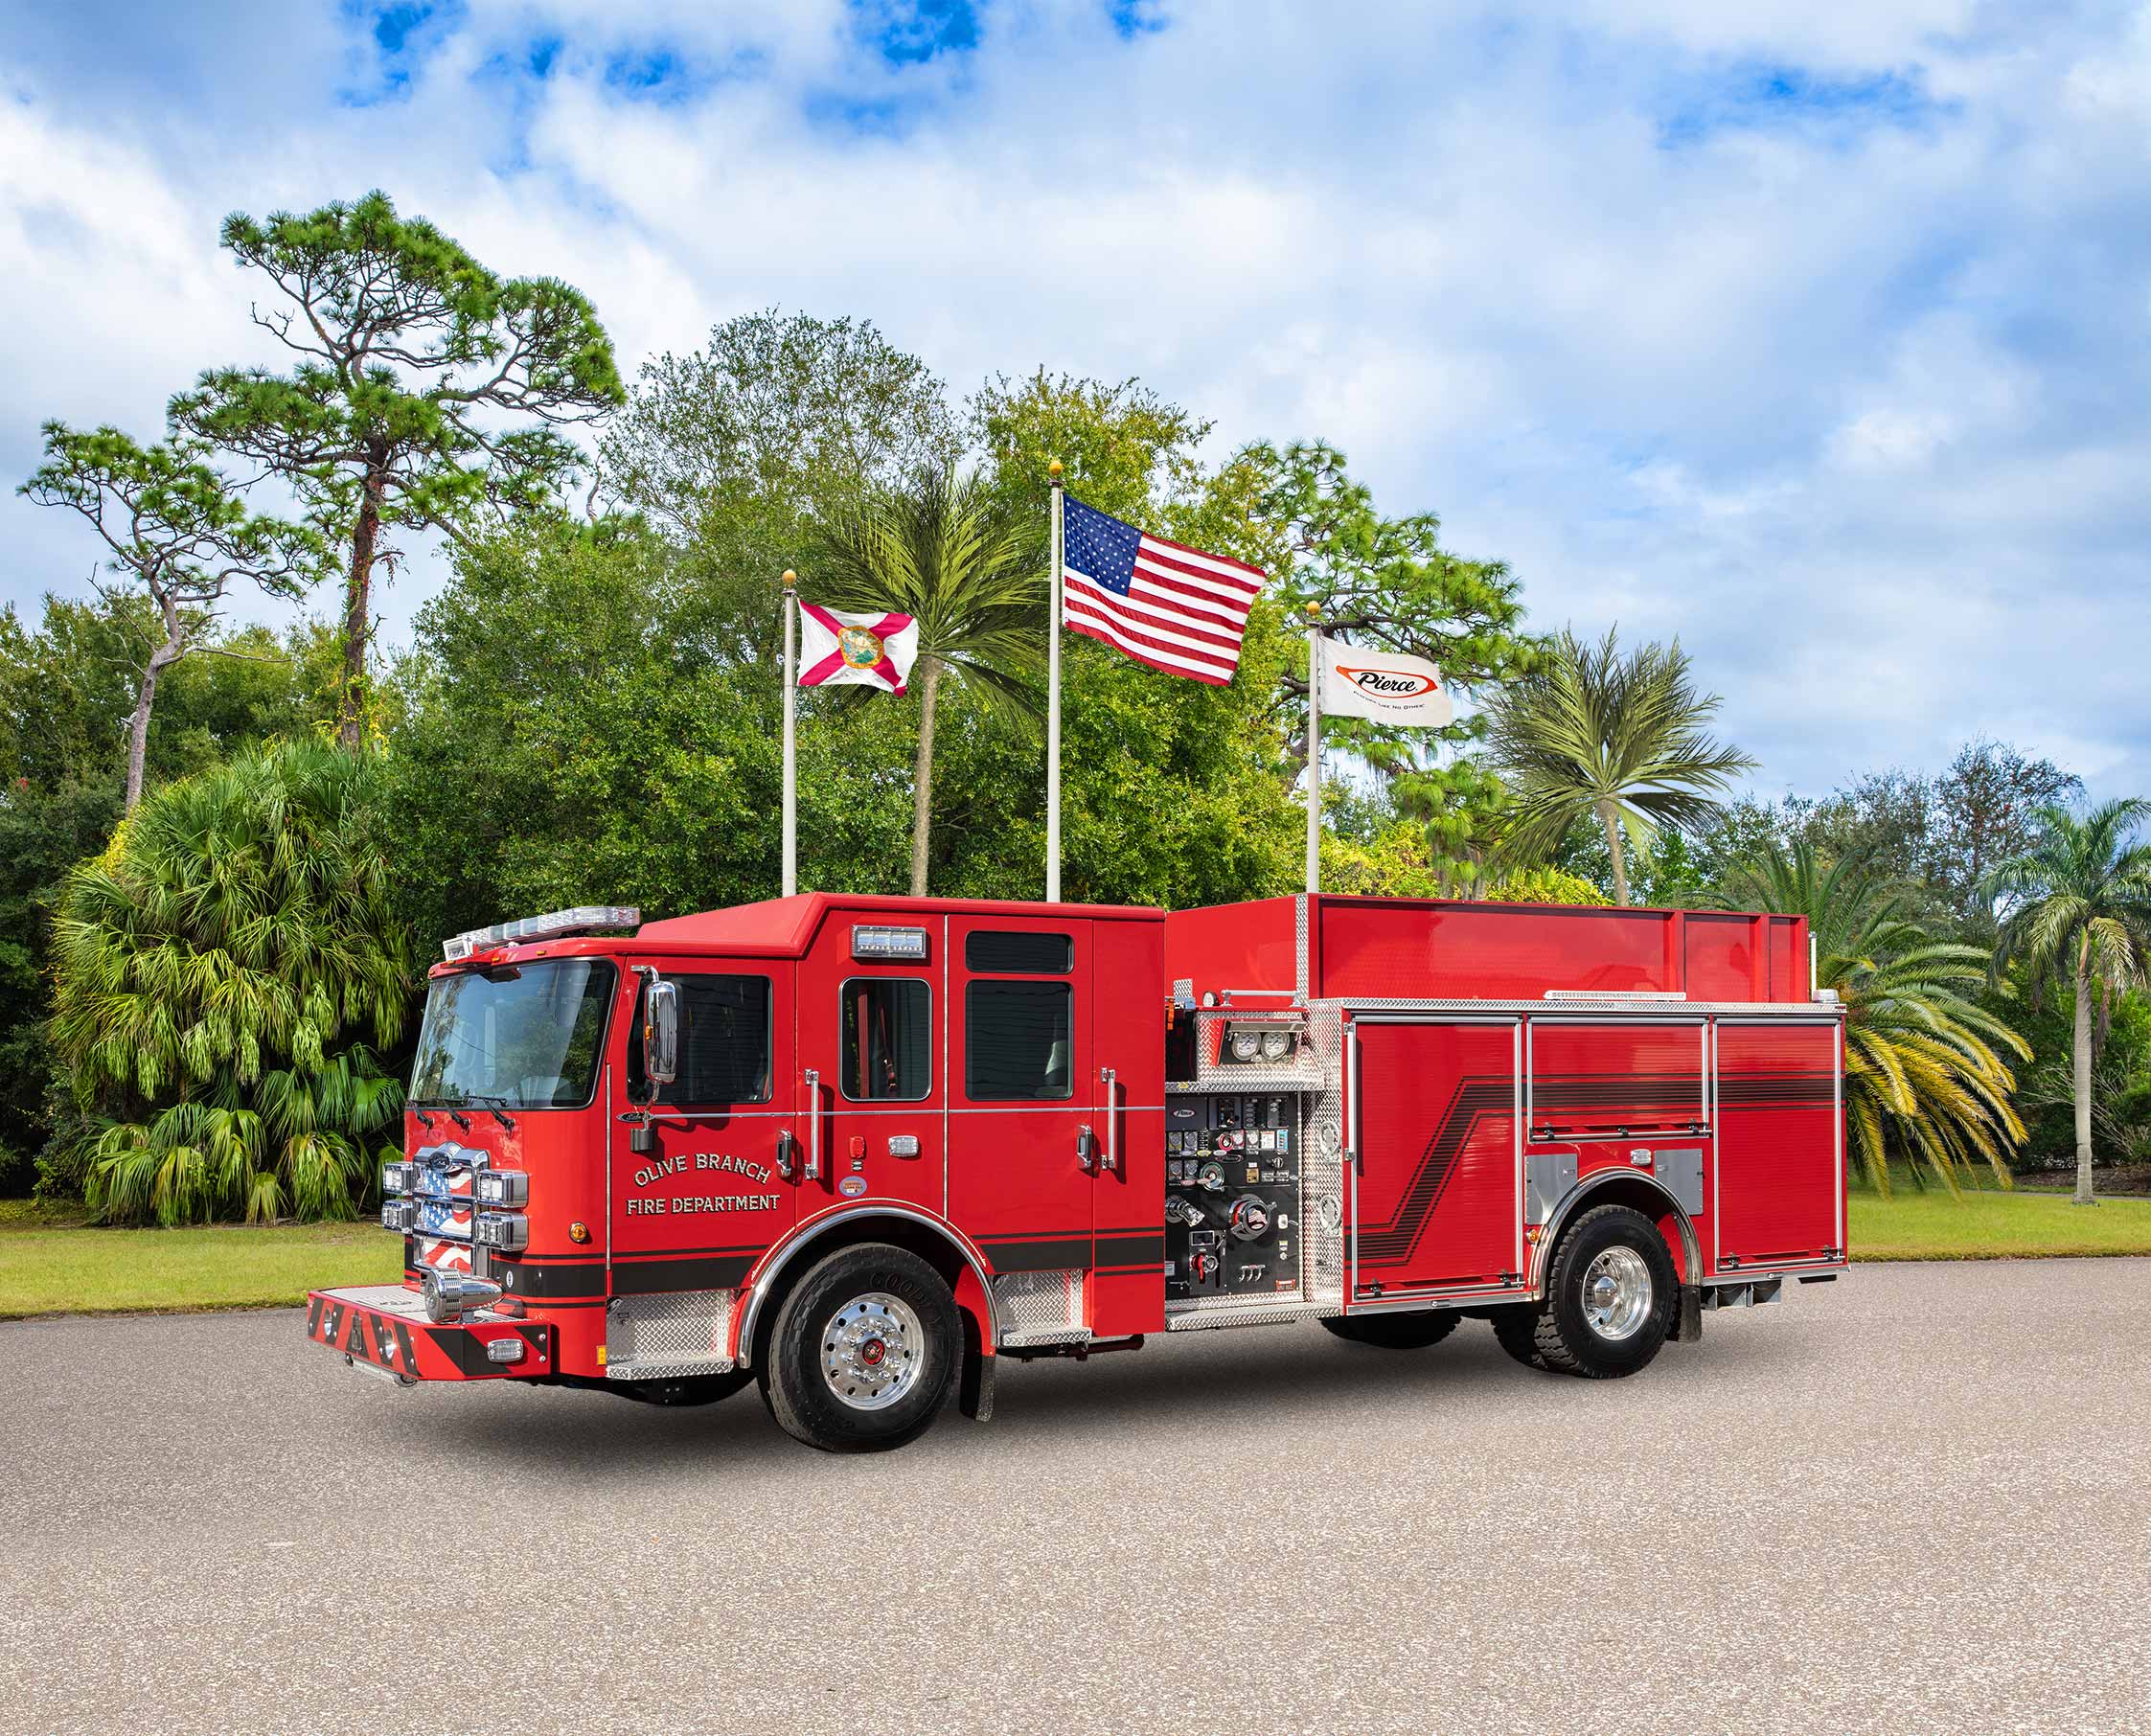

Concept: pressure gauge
[[1228, 1029, 1262, 1062], [1260, 1030, 1294, 1062]]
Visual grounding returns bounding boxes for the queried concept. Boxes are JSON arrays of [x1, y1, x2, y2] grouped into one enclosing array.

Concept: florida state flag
[[797, 605, 920, 695]]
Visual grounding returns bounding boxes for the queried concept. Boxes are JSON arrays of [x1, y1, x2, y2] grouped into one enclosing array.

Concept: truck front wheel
[[1494, 1204, 1676, 1379], [761, 1243, 958, 1452]]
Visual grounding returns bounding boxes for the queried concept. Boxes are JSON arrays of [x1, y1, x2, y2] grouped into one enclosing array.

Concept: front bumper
[[307, 1285, 554, 1382]]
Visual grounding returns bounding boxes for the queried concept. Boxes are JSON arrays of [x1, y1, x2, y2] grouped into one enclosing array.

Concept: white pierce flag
[[1316, 636, 1454, 727]]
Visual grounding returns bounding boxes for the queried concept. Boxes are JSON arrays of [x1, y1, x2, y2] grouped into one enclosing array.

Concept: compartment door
[[1713, 1020, 1842, 1268], [1350, 1019, 1522, 1300]]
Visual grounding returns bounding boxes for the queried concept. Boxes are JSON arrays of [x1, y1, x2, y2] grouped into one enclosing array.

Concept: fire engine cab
[[308, 891, 1846, 1452]]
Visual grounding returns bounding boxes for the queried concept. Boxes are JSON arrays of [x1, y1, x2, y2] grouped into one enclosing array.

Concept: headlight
[[472, 1212, 529, 1252], [380, 1161, 415, 1195], [473, 1170, 529, 1207], [380, 1199, 419, 1233], [1260, 1030, 1294, 1062], [1228, 1029, 1262, 1062]]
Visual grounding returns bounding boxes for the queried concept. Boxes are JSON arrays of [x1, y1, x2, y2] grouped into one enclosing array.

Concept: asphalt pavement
[[4, 1259, 2148, 1735]]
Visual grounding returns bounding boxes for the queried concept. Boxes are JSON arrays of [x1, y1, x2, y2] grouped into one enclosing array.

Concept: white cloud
[[2, 0, 2148, 805]]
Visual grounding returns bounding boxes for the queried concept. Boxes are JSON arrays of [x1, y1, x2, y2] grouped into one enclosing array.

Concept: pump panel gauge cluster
[[1165, 1094, 1302, 1301]]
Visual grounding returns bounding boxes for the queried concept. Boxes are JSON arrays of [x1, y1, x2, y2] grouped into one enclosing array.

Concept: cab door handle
[[775, 1130, 798, 1181], [1099, 1067, 1119, 1173]]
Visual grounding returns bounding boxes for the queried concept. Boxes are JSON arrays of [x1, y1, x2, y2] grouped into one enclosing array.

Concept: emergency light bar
[[444, 905, 641, 961]]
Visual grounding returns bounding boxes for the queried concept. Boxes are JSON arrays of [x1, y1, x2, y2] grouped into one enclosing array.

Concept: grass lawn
[[1850, 1183, 2151, 1261], [0, 1199, 401, 1319], [7, 1173, 2151, 1319]]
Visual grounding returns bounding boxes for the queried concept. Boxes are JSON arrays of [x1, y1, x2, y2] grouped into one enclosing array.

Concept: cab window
[[841, 977, 932, 1101], [966, 980, 1073, 1102], [629, 973, 772, 1105]]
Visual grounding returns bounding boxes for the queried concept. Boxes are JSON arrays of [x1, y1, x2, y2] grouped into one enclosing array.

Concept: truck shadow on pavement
[[391, 1317, 1760, 1474]]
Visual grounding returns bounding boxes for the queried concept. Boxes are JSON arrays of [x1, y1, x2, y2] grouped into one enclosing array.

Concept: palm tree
[[812, 468, 1043, 896], [1716, 840, 2027, 1195], [1484, 627, 1754, 904], [49, 740, 413, 1223], [1984, 800, 2151, 1205]]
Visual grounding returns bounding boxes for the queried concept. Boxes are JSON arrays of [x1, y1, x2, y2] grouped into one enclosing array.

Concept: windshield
[[410, 959, 618, 1109]]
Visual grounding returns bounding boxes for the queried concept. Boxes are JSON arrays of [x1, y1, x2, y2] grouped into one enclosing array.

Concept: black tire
[[1489, 1304, 1545, 1369], [613, 1369, 756, 1407], [1320, 1311, 1461, 1350], [1507, 1204, 1677, 1379], [760, 1243, 958, 1452]]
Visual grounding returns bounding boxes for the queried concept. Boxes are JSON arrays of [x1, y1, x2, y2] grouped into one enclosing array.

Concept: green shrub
[[49, 741, 413, 1223]]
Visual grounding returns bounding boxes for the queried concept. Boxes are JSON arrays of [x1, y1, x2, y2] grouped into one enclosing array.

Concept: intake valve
[[1227, 1196, 1271, 1242]]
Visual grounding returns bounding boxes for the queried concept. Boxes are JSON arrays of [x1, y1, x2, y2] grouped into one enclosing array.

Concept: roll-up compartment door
[[1351, 1021, 1520, 1298], [1714, 1021, 1841, 1266]]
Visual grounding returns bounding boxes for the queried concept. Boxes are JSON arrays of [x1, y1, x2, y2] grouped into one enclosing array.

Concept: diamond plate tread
[[606, 1358, 737, 1382], [607, 1289, 735, 1375]]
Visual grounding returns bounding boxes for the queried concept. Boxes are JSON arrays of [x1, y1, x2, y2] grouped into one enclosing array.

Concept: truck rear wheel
[[1320, 1312, 1460, 1350], [1498, 1204, 1676, 1379], [760, 1243, 958, 1452]]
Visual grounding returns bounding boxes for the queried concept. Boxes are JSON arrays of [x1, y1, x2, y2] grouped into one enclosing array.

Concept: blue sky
[[3, 0, 2148, 801]]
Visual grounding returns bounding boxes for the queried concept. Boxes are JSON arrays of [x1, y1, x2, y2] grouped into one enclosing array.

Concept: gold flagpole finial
[[782, 569, 796, 590], [1306, 602, 1321, 621], [1047, 458, 1063, 481]]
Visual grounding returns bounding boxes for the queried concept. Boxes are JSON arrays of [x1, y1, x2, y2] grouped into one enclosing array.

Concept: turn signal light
[[485, 1338, 526, 1364]]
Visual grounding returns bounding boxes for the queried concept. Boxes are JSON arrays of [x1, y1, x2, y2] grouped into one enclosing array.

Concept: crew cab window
[[966, 980, 1073, 1101], [965, 930, 1073, 974], [841, 978, 931, 1101], [629, 973, 772, 1105]]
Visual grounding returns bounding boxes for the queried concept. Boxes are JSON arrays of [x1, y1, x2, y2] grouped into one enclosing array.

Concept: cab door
[[612, 960, 797, 1296], [798, 923, 945, 1222], [947, 915, 1096, 1284]]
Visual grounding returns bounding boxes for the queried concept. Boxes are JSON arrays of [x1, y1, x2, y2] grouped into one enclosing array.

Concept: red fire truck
[[308, 892, 1845, 1451]]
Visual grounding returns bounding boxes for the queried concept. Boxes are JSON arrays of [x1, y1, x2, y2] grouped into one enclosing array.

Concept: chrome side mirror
[[643, 978, 679, 1085]]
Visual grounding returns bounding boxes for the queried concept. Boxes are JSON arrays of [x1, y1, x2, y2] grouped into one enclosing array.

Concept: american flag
[[1061, 494, 1266, 685]]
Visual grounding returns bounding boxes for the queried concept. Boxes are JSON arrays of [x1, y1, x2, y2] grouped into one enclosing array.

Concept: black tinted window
[[841, 978, 931, 1101], [631, 974, 771, 1105], [966, 981, 1073, 1101], [966, 930, 1073, 974]]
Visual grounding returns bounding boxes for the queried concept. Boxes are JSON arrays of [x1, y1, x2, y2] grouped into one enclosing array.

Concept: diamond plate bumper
[[306, 1285, 554, 1382]]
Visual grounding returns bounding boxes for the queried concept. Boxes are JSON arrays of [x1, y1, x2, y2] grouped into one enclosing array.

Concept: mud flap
[[1671, 1284, 1704, 1344], [959, 1317, 995, 1422]]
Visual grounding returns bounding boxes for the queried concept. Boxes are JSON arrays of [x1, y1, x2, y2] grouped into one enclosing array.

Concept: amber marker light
[[569, 1221, 591, 1245]]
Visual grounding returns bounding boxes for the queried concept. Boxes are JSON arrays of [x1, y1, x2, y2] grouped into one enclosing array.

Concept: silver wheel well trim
[[733, 1204, 995, 1369], [1529, 1170, 1700, 1300]]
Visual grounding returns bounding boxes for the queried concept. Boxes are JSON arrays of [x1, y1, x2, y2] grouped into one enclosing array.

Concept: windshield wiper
[[464, 1093, 519, 1131]]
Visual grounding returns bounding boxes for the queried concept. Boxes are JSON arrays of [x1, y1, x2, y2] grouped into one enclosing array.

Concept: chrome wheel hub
[[820, 1291, 925, 1411], [1580, 1246, 1653, 1341]]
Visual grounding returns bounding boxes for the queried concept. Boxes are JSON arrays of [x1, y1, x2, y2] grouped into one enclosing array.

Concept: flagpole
[[1305, 602, 1322, 896], [781, 569, 798, 899], [1045, 458, 1064, 904]]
